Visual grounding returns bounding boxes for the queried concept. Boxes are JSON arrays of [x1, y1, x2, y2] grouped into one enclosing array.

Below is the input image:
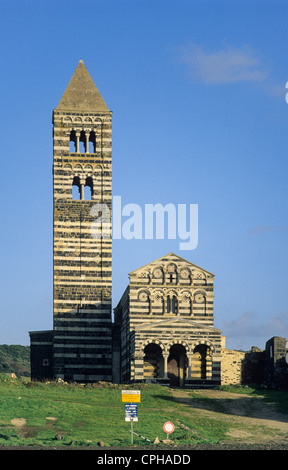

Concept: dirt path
[[171, 388, 288, 446]]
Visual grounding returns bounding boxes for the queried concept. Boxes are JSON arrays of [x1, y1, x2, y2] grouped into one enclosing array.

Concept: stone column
[[149, 295, 152, 315], [186, 353, 193, 379], [163, 295, 167, 314], [75, 131, 80, 153], [163, 353, 169, 379], [80, 178, 85, 200], [85, 131, 90, 153]]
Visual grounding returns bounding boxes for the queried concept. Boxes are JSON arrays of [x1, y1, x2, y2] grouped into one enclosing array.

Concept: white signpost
[[122, 390, 141, 444]]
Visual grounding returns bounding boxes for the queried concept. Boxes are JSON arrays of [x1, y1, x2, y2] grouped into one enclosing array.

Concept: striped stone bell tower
[[52, 60, 112, 382]]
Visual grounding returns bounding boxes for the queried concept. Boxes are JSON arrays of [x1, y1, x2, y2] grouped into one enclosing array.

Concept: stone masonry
[[30, 60, 113, 382], [113, 253, 222, 387]]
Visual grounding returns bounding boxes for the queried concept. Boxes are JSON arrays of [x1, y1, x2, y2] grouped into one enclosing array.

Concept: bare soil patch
[[171, 388, 288, 448], [11, 418, 26, 427]]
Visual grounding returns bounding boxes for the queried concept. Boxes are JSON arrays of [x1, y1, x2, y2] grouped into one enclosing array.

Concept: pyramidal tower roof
[[56, 60, 110, 113]]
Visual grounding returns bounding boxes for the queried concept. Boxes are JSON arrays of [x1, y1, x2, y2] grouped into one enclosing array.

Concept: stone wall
[[221, 342, 246, 385], [242, 346, 265, 385], [265, 337, 288, 388], [221, 338, 288, 388], [29, 330, 54, 381]]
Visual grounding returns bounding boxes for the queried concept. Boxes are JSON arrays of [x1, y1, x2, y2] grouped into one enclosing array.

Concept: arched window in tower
[[84, 177, 93, 200], [72, 176, 81, 200], [79, 130, 86, 153], [69, 130, 77, 152], [89, 131, 96, 153]]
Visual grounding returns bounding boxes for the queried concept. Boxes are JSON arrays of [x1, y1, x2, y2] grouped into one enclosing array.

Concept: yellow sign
[[121, 390, 141, 403]]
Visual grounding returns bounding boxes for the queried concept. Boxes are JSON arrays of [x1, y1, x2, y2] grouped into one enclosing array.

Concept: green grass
[[0, 376, 287, 448]]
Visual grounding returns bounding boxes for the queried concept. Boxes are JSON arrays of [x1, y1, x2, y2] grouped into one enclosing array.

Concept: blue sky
[[0, 0, 287, 350]]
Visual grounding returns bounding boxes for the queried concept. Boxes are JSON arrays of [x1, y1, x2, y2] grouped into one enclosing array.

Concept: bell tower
[[52, 60, 112, 381]]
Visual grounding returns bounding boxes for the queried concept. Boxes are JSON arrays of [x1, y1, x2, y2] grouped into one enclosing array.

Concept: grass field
[[0, 375, 287, 449]]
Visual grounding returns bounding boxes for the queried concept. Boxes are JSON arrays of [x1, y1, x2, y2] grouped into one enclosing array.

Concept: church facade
[[29, 60, 222, 387], [113, 253, 222, 386]]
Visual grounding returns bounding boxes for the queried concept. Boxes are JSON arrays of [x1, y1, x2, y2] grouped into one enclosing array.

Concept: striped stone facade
[[52, 61, 112, 382], [30, 60, 113, 382], [114, 253, 222, 386]]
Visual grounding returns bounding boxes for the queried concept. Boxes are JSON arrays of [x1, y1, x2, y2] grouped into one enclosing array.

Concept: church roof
[[129, 252, 214, 277], [56, 60, 110, 113]]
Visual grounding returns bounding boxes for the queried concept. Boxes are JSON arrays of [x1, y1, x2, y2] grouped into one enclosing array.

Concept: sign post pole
[[122, 391, 141, 445]]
